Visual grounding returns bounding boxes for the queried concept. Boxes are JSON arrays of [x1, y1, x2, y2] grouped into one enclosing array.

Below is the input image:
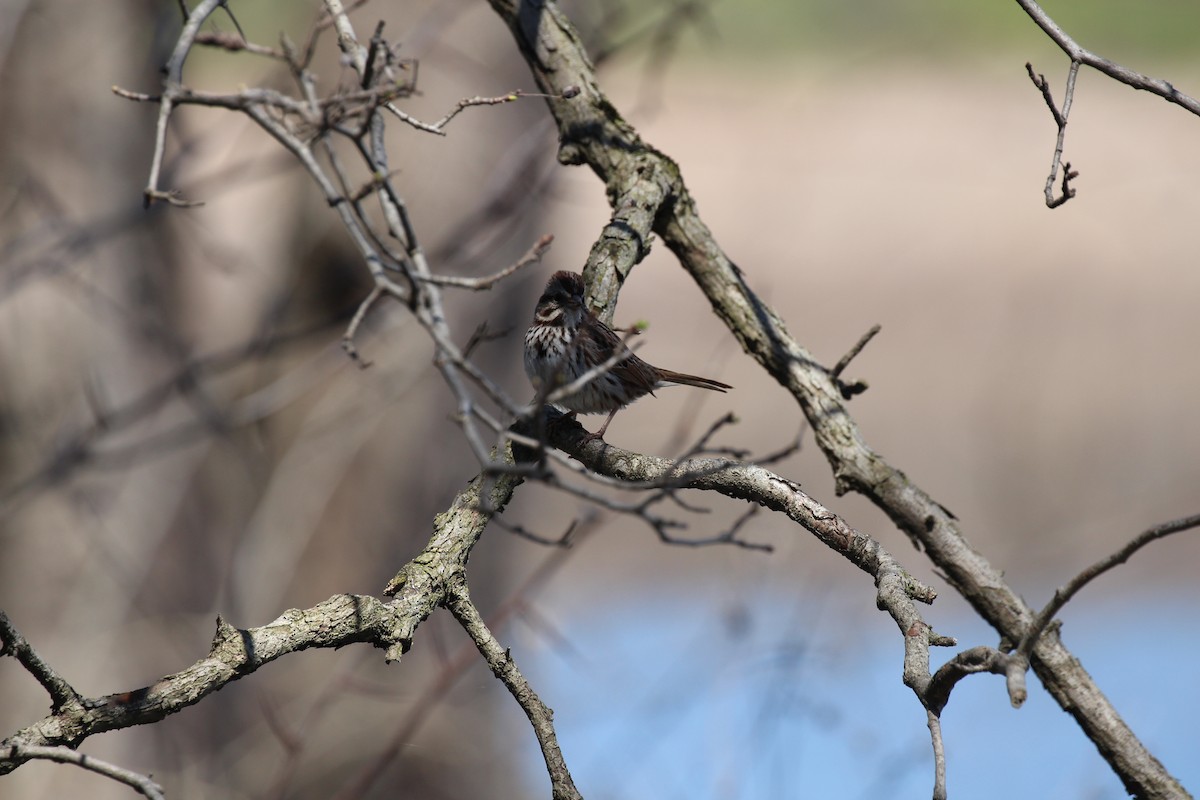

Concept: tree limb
[[2, 445, 528, 773], [485, 1, 1190, 797], [445, 578, 581, 800], [1015, 0, 1200, 117]]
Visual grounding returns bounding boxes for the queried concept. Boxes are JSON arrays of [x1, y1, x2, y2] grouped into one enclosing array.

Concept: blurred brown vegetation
[[1, 1, 1198, 798]]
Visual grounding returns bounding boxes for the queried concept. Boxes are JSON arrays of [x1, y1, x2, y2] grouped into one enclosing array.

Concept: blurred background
[[1, 1, 1198, 798]]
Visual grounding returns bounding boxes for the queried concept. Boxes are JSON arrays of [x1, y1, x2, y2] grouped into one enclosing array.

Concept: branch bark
[[2, 450, 528, 772], [485, 1, 1189, 797], [1, 595, 410, 761]]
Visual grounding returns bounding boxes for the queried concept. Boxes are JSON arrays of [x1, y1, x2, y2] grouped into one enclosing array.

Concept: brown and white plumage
[[524, 270, 730, 440]]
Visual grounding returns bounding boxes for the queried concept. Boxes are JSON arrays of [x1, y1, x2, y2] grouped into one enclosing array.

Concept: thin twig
[[1026, 61, 1080, 208], [537, 413, 936, 600], [144, 0, 227, 207], [1015, 0, 1200, 117], [195, 31, 279, 57], [661, 503, 767, 552], [830, 323, 879, 398], [927, 711, 947, 800], [1017, 512, 1200, 660], [416, 234, 554, 289], [343, 520, 596, 800], [831, 323, 881, 379], [1, 744, 165, 800], [342, 284, 385, 368], [444, 579, 582, 800], [463, 321, 512, 360], [539, 337, 644, 413], [492, 515, 578, 547]]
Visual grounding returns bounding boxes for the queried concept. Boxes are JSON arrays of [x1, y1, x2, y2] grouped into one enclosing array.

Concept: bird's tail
[[655, 369, 731, 392]]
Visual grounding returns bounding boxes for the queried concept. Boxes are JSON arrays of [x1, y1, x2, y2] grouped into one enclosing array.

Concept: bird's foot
[[575, 428, 606, 448]]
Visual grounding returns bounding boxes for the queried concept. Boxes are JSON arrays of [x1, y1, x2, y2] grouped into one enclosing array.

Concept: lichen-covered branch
[[486, 1, 1188, 797], [1, 594, 410, 764], [2, 446, 527, 775]]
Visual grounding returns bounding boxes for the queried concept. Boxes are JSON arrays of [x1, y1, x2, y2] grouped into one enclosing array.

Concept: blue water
[[514, 592, 1197, 799]]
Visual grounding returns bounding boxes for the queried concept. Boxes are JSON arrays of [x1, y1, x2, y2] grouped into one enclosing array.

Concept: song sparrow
[[524, 270, 731, 440]]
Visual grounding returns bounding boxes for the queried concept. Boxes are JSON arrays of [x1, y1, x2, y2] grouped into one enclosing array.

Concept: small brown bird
[[523, 270, 731, 440]]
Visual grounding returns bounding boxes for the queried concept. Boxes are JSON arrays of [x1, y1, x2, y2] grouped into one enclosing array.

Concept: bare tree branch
[[830, 322, 879, 399], [0, 612, 82, 712], [926, 710, 947, 800], [0, 595, 406, 760], [1016, 0, 1200, 207], [485, 1, 1190, 796], [2, 440, 528, 769], [1026, 60, 1080, 207], [416, 233, 554, 289], [335, 520, 595, 800], [925, 646, 1017, 716], [444, 579, 582, 800], [144, 0, 227, 207], [1, 744, 165, 800], [1015, 0, 1200, 117], [34, 2, 1189, 798], [1016, 512, 1200, 661]]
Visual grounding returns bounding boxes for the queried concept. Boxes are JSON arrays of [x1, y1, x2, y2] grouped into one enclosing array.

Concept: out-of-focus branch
[[485, 1, 1189, 797], [417, 233, 553, 289], [0, 325, 341, 512]]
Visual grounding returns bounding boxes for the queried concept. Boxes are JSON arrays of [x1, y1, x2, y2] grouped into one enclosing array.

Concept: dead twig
[[1016, 512, 1200, 660], [1026, 61, 1080, 208], [1, 744, 165, 800]]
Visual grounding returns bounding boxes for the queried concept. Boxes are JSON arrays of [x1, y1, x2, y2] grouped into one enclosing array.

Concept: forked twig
[[1026, 61, 1080, 208]]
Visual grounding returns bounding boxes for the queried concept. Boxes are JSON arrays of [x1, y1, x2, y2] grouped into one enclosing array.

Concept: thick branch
[[487, 2, 1189, 797], [3, 439, 528, 770], [538, 412, 957, 716], [544, 414, 935, 604], [1, 595, 409, 764]]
